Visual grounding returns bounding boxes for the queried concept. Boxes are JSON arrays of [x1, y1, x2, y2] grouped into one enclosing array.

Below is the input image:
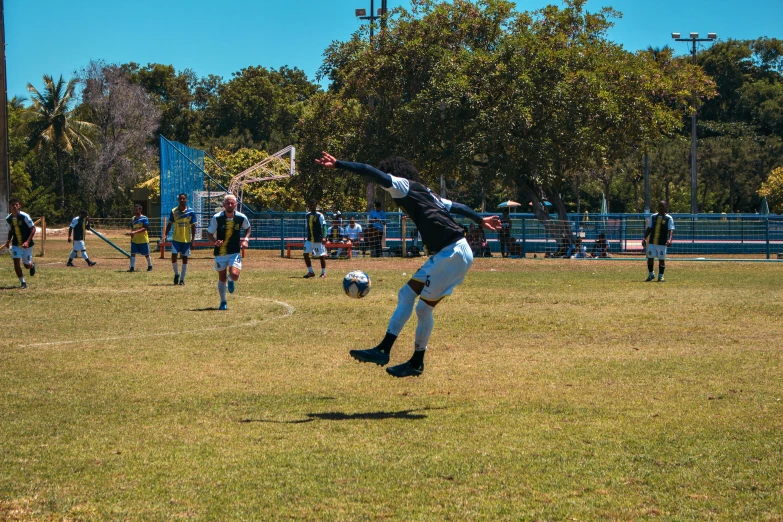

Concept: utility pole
[[672, 32, 716, 215], [0, 0, 10, 238]]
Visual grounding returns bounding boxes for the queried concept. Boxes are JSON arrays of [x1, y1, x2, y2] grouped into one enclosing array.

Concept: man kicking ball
[[316, 152, 501, 377], [207, 194, 251, 310]]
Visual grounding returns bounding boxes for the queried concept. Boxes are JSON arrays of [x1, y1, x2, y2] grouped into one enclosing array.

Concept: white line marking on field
[[19, 297, 295, 348]]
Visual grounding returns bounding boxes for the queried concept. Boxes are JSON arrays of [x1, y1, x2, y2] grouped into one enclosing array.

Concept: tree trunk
[[55, 151, 65, 209]]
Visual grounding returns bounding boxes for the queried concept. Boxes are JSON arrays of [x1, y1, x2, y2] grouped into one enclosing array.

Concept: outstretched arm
[[315, 151, 393, 188], [449, 201, 502, 231]]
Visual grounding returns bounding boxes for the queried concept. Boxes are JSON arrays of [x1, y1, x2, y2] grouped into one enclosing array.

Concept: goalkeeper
[[316, 151, 501, 377]]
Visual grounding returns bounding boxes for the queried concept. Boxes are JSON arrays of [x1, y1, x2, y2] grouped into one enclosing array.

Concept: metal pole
[[643, 151, 650, 214], [0, 0, 11, 241], [690, 39, 698, 216]]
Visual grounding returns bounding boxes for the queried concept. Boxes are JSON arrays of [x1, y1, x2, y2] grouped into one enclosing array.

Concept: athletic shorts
[[214, 253, 242, 272], [130, 243, 150, 256], [11, 246, 33, 264], [411, 237, 473, 302], [647, 244, 668, 259], [71, 240, 86, 251], [304, 240, 327, 258], [171, 241, 191, 256]]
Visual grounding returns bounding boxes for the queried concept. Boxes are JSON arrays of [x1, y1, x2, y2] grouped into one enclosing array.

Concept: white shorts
[[412, 238, 473, 302], [71, 240, 86, 251], [11, 246, 33, 264], [304, 240, 327, 257], [214, 253, 242, 272], [647, 244, 668, 259]]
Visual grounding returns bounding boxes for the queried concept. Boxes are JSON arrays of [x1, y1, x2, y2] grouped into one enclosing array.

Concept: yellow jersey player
[[164, 193, 197, 285], [126, 204, 152, 272]]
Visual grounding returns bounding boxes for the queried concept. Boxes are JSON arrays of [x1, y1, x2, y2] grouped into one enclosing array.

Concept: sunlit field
[[1, 238, 781, 520]]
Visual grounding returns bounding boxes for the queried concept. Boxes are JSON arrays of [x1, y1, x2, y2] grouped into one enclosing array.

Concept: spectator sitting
[[593, 233, 611, 258], [327, 218, 346, 257], [570, 237, 587, 258], [342, 216, 363, 256]]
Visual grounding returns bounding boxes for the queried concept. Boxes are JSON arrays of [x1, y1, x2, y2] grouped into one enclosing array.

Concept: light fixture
[[355, 8, 366, 16], [707, 33, 717, 39], [689, 32, 699, 39], [671, 32, 681, 39]]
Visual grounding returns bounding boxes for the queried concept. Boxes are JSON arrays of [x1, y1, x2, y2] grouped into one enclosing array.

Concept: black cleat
[[127, 267, 135, 272], [66, 261, 74, 267], [87, 261, 97, 267], [178, 280, 185, 286], [386, 361, 424, 378], [174, 274, 180, 285], [303, 272, 315, 278], [349, 348, 390, 366], [20, 282, 27, 289], [147, 266, 153, 272], [29, 264, 36, 276]]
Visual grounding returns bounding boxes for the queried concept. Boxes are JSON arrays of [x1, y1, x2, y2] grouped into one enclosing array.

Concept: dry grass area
[[1, 239, 781, 520]]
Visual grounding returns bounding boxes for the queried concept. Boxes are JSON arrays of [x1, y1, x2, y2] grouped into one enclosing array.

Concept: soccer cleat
[[127, 267, 135, 272], [178, 280, 185, 286], [29, 264, 36, 276], [228, 280, 235, 293], [87, 261, 97, 267], [20, 282, 27, 289], [658, 275, 665, 282], [319, 273, 327, 278], [218, 301, 228, 311], [386, 361, 424, 378], [174, 274, 180, 285], [66, 261, 74, 267], [147, 266, 153, 272], [645, 274, 655, 282], [303, 272, 315, 278], [349, 348, 390, 366]]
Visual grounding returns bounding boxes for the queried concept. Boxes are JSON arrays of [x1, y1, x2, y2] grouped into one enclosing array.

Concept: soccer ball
[[343, 270, 371, 298]]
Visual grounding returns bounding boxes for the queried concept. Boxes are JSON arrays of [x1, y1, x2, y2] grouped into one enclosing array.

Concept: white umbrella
[[497, 200, 522, 208]]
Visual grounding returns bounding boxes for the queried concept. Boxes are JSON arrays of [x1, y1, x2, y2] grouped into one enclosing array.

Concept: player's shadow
[[187, 307, 224, 311], [0, 285, 25, 291], [240, 407, 443, 424]]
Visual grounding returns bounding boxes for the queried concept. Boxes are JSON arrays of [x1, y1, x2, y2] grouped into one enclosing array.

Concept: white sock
[[180, 264, 188, 280], [218, 281, 227, 302], [130, 257, 136, 269], [387, 285, 417, 336], [414, 299, 435, 351], [19, 277, 25, 284], [69, 251, 76, 260], [172, 262, 179, 275], [81, 251, 89, 260], [146, 256, 152, 268]]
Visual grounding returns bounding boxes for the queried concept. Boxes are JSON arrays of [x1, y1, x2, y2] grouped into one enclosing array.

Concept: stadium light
[[672, 30, 717, 215], [355, 8, 366, 17]]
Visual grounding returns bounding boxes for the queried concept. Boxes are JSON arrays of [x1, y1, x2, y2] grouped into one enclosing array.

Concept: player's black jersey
[[391, 181, 465, 253], [305, 212, 325, 242], [209, 211, 250, 256], [71, 216, 90, 241], [647, 213, 674, 245], [6, 212, 35, 247]]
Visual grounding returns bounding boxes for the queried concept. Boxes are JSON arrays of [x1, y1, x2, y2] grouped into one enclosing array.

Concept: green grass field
[[1, 238, 782, 520]]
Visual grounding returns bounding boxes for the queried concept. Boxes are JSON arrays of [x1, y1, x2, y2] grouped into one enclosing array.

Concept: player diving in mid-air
[[316, 152, 502, 377]]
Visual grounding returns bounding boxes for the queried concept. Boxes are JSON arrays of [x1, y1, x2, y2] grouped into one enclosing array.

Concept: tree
[[25, 75, 96, 209], [759, 166, 783, 213], [78, 61, 161, 209]]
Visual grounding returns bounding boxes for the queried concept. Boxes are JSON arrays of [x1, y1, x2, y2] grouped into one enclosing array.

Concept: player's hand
[[68, 237, 72, 243], [315, 151, 338, 169], [22, 241, 29, 248], [481, 215, 503, 232], [214, 240, 224, 247]]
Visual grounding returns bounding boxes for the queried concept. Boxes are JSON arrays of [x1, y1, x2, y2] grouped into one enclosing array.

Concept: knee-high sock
[[172, 261, 179, 275], [218, 281, 227, 302], [414, 299, 435, 351], [659, 260, 666, 275], [81, 251, 89, 260], [69, 250, 77, 260], [129, 256, 136, 269], [387, 285, 417, 336], [180, 264, 187, 280], [647, 258, 655, 273]]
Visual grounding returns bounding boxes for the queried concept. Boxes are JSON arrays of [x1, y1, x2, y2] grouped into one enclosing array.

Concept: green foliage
[[759, 166, 783, 213]]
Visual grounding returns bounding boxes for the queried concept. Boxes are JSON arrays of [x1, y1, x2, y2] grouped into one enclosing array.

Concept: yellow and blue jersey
[[131, 215, 150, 244], [169, 207, 197, 243]]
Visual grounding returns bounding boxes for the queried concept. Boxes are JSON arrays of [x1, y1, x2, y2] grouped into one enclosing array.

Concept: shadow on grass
[[0, 285, 25, 291], [241, 407, 444, 424], [186, 307, 224, 312]]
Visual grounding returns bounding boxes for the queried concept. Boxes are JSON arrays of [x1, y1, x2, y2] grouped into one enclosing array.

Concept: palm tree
[[25, 75, 95, 209]]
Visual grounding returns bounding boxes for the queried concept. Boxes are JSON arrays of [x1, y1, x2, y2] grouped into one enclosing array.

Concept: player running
[[316, 152, 502, 377], [164, 193, 197, 285], [206, 194, 251, 311], [4, 198, 36, 288]]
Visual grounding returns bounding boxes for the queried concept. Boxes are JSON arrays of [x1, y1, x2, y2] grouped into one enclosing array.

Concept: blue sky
[[5, 0, 782, 101]]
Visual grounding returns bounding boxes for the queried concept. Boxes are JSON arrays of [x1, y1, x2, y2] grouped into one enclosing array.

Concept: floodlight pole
[[673, 32, 716, 215]]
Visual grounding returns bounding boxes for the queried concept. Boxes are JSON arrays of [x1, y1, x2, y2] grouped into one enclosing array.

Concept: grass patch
[[1, 239, 781, 520]]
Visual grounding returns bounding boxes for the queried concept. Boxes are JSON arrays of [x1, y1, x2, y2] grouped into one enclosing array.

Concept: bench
[[285, 241, 353, 259], [158, 241, 246, 259]]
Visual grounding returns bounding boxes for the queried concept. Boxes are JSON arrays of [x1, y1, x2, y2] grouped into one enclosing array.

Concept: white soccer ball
[[343, 270, 371, 299]]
